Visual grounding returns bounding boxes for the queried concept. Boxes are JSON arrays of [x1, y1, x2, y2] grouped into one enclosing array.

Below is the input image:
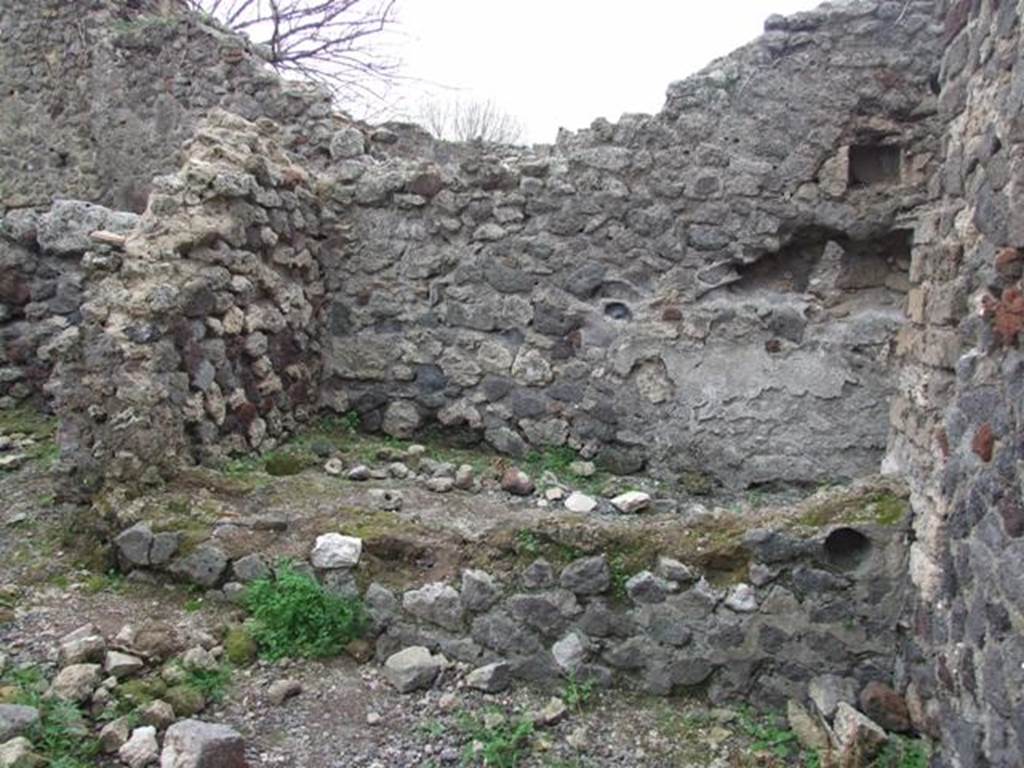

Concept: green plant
[[245, 562, 367, 660], [0, 407, 59, 466], [870, 735, 931, 768], [181, 663, 233, 704], [418, 719, 447, 738], [83, 570, 125, 595], [263, 451, 307, 477], [3, 666, 100, 768], [562, 672, 595, 715], [608, 554, 630, 601], [514, 529, 541, 556], [341, 410, 362, 434], [736, 707, 799, 759], [221, 454, 264, 476], [459, 710, 534, 768], [523, 446, 577, 477]]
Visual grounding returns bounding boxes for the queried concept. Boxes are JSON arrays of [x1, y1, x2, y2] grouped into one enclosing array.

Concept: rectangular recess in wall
[[848, 144, 902, 186]]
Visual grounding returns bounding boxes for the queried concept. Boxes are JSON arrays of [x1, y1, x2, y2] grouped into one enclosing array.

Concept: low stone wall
[[108, 488, 910, 710]]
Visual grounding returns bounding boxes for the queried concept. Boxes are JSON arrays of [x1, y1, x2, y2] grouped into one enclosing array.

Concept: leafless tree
[[419, 97, 525, 145], [185, 0, 399, 103]]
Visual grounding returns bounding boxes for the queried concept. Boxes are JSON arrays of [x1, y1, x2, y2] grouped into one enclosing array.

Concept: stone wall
[[887, 1, 1024, 765], [107, 482, 911, 710], [0, 0, 950, 493], [314, 2, 945, 490], [55, 110, 332, 487], [0, 0, 336, 212]]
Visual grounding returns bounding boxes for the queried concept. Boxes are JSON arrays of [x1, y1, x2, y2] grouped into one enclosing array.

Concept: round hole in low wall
[[823, 527, 872, 571], [604, 302, 632, 321]]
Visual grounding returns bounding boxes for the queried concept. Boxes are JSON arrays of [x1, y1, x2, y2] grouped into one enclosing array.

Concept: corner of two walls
[[886, 0, 1024, 765]]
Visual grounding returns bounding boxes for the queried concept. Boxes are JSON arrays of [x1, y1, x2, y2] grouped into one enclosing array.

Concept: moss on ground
[[794, 487, 909, 529], [0, 406, 59, 465]]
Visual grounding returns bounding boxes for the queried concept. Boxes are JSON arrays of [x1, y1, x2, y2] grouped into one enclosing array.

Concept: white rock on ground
[[610, 491, 651, 513], [58, 624, 106, 664], [105, 650, 145, 678], [139, 700, 175, 731], [564, 491, 597, 513], [119, 726, 159, 768], [465, 662, 512, 693], [786, 699, 832, 752], [47, 664, 101, 702], [310, 533, 362, 569], [551, 633, 586, 673], [724, 583, 758, 612], [266, 678, 302, 705], [99, 716, 133, 753], [655, 556, 698, 584], [159, 719, 247, 768], [402, 583, 464, 631], [383, 646, 445, 693], [809, 674, 858, 719], [0, 737, 40, 767]]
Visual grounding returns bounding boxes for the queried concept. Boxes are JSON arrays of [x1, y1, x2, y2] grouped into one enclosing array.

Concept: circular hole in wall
[[604, 302, 632, 321], [823, 527, 872, 571]]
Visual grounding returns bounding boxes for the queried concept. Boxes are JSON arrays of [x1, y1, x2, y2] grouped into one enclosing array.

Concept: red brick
[[993, 287, 1024, 345], [972, 423, 994, 462]]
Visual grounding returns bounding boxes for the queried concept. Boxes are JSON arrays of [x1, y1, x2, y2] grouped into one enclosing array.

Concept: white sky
[[385, 0, 824, 143]]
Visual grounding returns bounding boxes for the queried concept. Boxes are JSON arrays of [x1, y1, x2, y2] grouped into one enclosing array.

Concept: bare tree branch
[[184, 0, 399, 106], [418, 96, 525, 145]]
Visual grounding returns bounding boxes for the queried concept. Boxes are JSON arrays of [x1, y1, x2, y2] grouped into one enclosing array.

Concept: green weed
[[180, 664, 232, 704], [459, 710, 534, 768], [2, 665, 100, 767], [245, 562, 367, 660], [736, 707, 799, 759], [83, 570, 125, 595], [522, 446, 577, 477], [0, 407, 59, 466], [608, 554, 630, 601], [562, 672, 595, 715], [184, 597, 204, 612], [418, 719, 447, 738], [515, 529, 541, 556], [340, 410, 361, 434], [870, 735, 931, 768]]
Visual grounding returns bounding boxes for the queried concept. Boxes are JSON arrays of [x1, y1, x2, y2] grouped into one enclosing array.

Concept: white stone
[[119, 726, 159, 768], [160, 719, 246, 768], [610, 491, 651, 514], [724, 583, 758, 613], [47, 663, 101, 702], [551, 633, 586, 673], [544, 487, 565, 502], [104, 650, 144, 678], [384, 646, 444, 693], [310, 533, 362, 569], [564, 491, 598, 514]]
